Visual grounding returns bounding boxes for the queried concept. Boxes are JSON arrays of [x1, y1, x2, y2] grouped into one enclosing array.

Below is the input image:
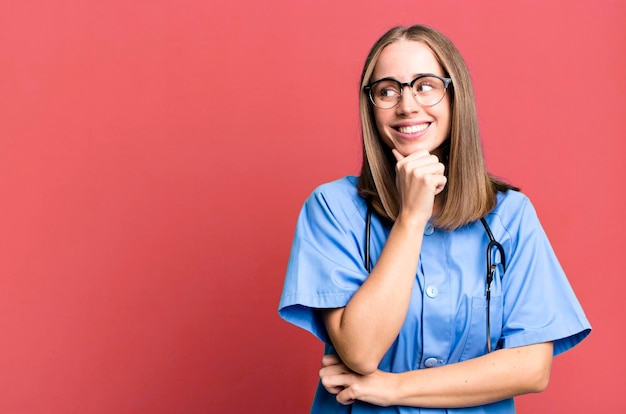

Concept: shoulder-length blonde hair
[[357, 25, 515, 230]]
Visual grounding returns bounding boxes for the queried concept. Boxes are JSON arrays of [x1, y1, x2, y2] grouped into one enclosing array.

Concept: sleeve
[[499, 196, 591, 356], [278, 186, 369, 344]]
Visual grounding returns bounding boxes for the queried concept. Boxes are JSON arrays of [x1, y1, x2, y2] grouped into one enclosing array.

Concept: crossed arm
[[318, 343, 553, 408], [318, 149, 554, 408], [319, 213, 554, 408]]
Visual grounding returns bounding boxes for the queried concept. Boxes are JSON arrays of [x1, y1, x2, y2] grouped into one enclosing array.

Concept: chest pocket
[[460, 292, 504, 360], [460, 261, 505, 360]]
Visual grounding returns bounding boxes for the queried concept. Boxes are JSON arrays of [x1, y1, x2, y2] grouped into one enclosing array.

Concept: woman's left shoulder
[[495, 188, 530, 206], [493, 190, 535, 215], [489, 190, 541, 231]]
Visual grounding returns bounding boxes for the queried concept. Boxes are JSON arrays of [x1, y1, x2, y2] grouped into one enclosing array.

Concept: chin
[[397, 143, 437, 156]]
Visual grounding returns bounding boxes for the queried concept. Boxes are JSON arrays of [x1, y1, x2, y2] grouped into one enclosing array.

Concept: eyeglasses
[[364, 74, 452, 109]]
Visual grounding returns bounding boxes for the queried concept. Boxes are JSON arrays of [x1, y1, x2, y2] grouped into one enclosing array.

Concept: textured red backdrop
[[1, 0, 624, 412]]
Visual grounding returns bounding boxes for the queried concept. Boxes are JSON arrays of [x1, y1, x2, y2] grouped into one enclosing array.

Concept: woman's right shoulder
[[310, 176, 359, 200], [302, 175, 366, 222]]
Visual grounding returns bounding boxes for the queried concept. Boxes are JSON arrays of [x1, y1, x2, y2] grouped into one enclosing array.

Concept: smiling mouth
[[396, 123, 429, 134]]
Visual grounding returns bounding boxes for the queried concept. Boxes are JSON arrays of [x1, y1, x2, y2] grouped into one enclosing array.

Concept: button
[[424, 357, 438, 368], [425, 285, 438, 298], [424, 223, 434, 235]]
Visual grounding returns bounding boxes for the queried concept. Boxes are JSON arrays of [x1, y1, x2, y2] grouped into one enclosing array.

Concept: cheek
[[434, 103, 452, 135], [373, 109, 390, 134], [373, 114, 394, 147], [441, 112, 451, 135]]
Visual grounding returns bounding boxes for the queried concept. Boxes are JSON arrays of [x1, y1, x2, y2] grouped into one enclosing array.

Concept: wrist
[[395, 211, 430, 231], [383, 371, 403, 407]]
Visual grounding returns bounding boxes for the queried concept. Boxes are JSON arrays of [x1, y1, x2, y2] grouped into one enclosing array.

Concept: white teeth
[[398, 124, 428, 134]]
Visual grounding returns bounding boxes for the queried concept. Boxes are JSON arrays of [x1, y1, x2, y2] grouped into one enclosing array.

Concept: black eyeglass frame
[[364, 73, 453, 109]]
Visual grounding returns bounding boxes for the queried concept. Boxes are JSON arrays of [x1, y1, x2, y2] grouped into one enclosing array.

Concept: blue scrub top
[[279, 176, 591, 413]]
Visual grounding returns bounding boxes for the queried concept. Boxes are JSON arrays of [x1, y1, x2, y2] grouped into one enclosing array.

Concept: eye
[[414, 76, 444, 94], [415, 81, 435, 93], [379, 87, 400, 98], [371, 80, 401, 100]]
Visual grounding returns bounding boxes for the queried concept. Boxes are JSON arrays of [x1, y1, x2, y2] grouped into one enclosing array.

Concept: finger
[[337, 387, 356, 405], [326, 386, 345, 395], [321, 354, 341, 367], [399, 153, 440, 169], [319, 363, 351, 381], [433, 175, 447, 195], [397, 161, 445, 184], [393, 148, 432, 163], [391, 148, 404, 162], [320, 371, 350, 394], [426, 161, 446, 177], [320, 374, 345, 395], [396, 159, 442, 180], [423, 172, 447, 189], [409, 158, 444, 174]]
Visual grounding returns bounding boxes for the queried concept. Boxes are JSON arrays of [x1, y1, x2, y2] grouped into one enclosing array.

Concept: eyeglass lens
[[369, 76, 447, 109]]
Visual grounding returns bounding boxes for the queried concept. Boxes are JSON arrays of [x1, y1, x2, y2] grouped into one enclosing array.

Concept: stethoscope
[[364, 206, 506, 353]]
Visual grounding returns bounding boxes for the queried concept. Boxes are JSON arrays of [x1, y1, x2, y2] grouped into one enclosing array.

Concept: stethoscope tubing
[[364, 207, 506, 353]]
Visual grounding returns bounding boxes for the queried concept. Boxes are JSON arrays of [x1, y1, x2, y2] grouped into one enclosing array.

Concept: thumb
[[391, 148, 404, 162]]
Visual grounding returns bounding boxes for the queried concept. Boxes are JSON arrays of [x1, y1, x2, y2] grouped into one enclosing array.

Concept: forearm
[[320, 343, 553, 408], [323, 215, 427, 374], [391, 343, 553, 408]]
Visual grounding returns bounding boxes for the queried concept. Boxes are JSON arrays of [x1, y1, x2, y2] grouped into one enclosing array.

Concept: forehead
[[372, 39, 444, 80]]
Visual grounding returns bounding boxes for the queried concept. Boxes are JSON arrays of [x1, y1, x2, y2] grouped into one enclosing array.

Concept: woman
[[278, 25, 590, 413]]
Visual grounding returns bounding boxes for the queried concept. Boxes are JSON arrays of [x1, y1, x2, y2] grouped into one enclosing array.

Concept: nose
[[396, 85, 420, 114]]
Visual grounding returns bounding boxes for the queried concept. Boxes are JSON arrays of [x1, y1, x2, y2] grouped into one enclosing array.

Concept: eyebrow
[[370, 73, 442, 84]]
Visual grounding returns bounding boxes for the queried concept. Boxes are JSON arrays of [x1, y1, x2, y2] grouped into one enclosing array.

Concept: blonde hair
[[357, 25, 515, 230]]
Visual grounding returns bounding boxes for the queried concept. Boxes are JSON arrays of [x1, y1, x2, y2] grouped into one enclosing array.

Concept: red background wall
[[1, 0, 624, 412]]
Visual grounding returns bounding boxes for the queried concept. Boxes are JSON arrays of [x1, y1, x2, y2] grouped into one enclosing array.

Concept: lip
[[391, 121, 432, 140]]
